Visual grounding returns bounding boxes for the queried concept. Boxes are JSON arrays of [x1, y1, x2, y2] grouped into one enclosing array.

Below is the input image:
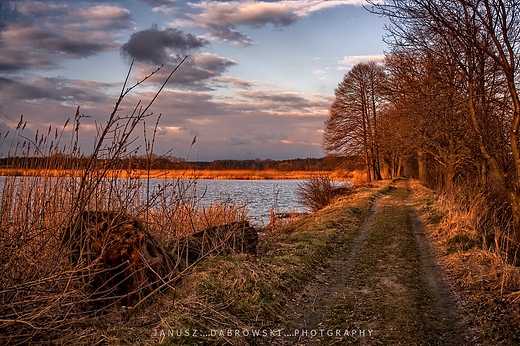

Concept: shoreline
[[0, 168, 345, 180]]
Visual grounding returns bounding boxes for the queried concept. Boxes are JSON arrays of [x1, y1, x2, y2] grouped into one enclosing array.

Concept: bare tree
[[369, 0, 520, 239], [324, 61, 386, 181], [384, 49, 480, 188]]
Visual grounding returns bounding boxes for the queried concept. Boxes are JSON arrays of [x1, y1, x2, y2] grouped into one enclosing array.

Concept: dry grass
[[0, 61, 254, 345], [0, 168, 343, 180], [409, 180, 520, 344], [146, 183, 382, 345], [329, 169, 367, 185]]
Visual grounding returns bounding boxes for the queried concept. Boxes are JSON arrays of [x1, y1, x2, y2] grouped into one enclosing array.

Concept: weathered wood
[[62, 211, 177, 305], [176, 221, 259, 264]]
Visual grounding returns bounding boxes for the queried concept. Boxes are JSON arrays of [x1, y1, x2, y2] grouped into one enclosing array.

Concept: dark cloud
[[229, 135, 252, 146], [0, 76, 57, 101], [0, 24, 112, 72], [132, 53, 236, 91], [0, 2, 132, 72], [120, 25, 209, 65], [24, 26, 107, 56], [0, 76, 111, 104]]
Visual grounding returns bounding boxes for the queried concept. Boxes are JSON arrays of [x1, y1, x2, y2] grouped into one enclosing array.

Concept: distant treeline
[[0, 155, 363, 171]]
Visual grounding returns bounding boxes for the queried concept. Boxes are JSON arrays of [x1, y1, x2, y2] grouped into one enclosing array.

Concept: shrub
[[296, 175, 347, 212]]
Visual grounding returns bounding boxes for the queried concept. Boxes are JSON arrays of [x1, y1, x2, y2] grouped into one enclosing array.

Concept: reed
[[0, 59, 250, 344], [0, 168, 335, 180]]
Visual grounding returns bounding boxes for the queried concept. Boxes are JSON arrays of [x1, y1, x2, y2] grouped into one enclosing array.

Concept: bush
[[297, 175, 347, 212]]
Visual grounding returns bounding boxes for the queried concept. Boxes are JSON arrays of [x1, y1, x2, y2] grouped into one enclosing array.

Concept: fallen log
[[174, 221, 259, 265], [62, 211, 177, 305]]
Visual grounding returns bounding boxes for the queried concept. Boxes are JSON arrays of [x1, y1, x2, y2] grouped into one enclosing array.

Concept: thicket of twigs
[[0, 59, 250, 344], [296, 175, 351, 212]]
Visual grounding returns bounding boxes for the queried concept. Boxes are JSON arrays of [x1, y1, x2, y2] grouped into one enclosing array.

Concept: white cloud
[[337, 55, 385, 70], [176, 1, 363, 45]]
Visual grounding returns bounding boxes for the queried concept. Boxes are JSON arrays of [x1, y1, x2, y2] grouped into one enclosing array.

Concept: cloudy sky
[[0, 0, 387, 161]]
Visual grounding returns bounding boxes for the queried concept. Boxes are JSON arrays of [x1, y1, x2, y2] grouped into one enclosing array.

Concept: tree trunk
[[417, 150, 427, 184]]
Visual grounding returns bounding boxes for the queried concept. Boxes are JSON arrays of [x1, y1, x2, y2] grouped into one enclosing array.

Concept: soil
[[267, 179, 470, 345]]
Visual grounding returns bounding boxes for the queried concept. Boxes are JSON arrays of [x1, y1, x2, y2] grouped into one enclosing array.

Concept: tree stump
[[62, 211, 177, 305], [174, 221, 259, 265]]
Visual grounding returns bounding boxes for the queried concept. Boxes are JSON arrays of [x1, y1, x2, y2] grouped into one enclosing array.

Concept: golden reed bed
[[0, 168, 348, 180]]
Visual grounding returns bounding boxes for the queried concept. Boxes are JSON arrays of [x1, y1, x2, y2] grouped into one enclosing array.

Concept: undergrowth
[[409, 180, 520, 345], [0, 59, 248, 345], [148, 183, 383, 345]]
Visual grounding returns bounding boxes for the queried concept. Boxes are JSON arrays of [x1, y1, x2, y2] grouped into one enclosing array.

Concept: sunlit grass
[[0, 168, 362, 180]]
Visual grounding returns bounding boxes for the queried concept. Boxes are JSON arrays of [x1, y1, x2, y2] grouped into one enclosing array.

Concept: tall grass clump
[[0, 58, 250, 345], [434, 185, 520, 292], [436, 186, 518, 261], [423, 183, 520, 343], [407, 180, 520, 344]]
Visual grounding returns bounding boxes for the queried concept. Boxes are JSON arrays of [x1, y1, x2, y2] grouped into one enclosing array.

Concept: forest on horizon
[[0, 155, 364, 172]]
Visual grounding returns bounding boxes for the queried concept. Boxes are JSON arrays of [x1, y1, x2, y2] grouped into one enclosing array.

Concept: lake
[[191, 179, 307, 225], [0, 176, 307, 226]]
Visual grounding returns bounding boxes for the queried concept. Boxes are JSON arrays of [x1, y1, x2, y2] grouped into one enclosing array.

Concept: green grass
[[151, 184, 388, 345], [316, 181, 461, 345]]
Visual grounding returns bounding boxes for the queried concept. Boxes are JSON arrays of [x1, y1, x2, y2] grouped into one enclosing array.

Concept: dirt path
[[270, 180, 467, 345]]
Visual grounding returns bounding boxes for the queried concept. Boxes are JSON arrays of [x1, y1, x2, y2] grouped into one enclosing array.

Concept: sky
[[0, 0, 388, 161]]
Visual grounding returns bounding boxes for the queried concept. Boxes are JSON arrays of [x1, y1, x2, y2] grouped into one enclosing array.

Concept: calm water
[[192, 180, 307, 225], [0, 176, 307, 226]]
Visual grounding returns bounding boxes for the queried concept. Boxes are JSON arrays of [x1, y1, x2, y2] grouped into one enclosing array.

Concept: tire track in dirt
[[268, 180, 467, 345], [265, 186, 390, 345], [406, 181, 466, 338], [288, 189, 386, 328]]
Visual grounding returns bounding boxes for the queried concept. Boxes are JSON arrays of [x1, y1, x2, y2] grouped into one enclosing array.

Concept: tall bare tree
[[369, 0, 520, 238], [324, 61, 386, 181], [384, 50, 480, 188]]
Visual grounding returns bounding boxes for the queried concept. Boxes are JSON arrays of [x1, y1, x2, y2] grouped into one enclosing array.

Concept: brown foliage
[[296, 175, 350, 212], [173, 221, 259, 265]]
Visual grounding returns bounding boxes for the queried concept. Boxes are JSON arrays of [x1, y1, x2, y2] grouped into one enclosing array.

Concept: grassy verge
[[408, 180, 520, 345], [95, 182, 389, 345]]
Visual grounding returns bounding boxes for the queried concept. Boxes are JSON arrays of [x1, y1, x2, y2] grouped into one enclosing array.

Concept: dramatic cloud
[[131, 53, 237, 90], [0, 76, 114, 106], [121, 25, 209, 64], [0, 0, 387, 160], [0, 23, 117, 71], [0, 2, 132, 72], [177, 0, 363, 45]]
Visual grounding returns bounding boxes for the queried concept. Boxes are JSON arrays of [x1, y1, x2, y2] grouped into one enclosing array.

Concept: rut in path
[[274, 180, 466, 345]]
